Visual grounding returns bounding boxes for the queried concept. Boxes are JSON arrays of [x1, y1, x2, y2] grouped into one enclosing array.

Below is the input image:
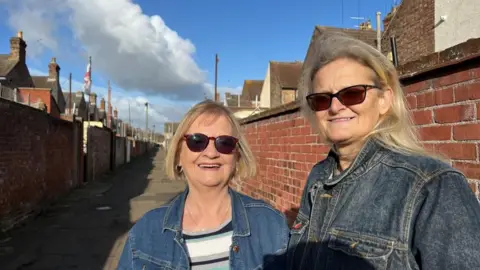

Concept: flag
[[83, 57, 92, 94]]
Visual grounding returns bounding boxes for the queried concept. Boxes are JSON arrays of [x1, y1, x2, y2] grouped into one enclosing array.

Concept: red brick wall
[[0, 99, 83, 230], [86, 126, 112, 182], [18, 88, 60, 118], [381, 0, 435, 65], [235, 57, 480, 225]]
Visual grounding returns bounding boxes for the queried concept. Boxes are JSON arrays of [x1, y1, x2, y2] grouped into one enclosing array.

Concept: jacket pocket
[[326, 228, 395, 270], [132, 250, 179, 270]]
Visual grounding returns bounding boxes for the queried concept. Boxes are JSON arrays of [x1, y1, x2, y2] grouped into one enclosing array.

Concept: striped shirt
[[183, 220, 233, 270]]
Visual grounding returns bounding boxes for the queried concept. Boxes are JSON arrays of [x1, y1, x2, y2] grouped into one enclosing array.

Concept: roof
[[32, 75, 65, 112], [0, 54, 17, 77], [269, 61, 303, 89], [63, 91, 85, 109], [224, 92, 251, 107], [314, 26, 378, 48], [32, 76, 57, 89], [241, 80, 263, 101]]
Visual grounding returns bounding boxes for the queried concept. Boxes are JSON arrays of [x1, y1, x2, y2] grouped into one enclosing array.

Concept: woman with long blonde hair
[[287, 32, 480, 270]]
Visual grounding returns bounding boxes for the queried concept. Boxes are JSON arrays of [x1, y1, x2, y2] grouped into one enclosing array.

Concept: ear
[[378, 87, 393, 115]]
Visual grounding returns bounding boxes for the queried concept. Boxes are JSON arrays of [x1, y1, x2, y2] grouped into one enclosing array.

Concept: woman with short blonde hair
[[287, 32, 480, 270], [119, 100, 289, 270]]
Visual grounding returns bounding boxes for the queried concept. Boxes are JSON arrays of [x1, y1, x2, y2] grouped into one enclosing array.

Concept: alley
[[0, 148, 186, 270]]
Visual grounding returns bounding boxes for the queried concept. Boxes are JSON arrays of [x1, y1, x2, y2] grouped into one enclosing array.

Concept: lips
[[328, 117, 354, 122], [198, 163, 221, 169]]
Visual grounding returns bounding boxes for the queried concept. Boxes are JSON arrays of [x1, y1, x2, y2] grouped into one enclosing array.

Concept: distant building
[[223, 80, 267, 119], [18, 57, 67, 117], [0, 31, 34, 89], [63, 91, 88, 120], [381, 0, 480, 65], [259, 61, 303, 108]]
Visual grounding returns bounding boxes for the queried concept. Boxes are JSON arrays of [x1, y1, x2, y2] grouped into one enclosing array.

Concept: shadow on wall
[[0, 147, 159, 269]]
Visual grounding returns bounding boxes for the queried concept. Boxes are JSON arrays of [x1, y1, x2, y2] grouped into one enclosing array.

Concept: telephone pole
[[145, 102, 149, 141], [214, 53, 218, 101], [68, 72, 72, 115], [107, 80, 112, 128]]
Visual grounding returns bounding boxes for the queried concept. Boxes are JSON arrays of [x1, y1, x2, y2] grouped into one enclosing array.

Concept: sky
[[0, 0, 397, 132]]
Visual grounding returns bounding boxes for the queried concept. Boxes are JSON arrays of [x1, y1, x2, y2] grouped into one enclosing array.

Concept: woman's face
[[312, 58, 391, 147], [178, 113, 237, 189]]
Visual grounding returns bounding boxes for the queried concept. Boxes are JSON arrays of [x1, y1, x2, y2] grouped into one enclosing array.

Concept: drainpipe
[[390, 36, 399, 67]]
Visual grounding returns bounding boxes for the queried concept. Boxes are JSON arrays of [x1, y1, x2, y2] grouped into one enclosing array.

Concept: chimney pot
[[17, 31, 23, 39]]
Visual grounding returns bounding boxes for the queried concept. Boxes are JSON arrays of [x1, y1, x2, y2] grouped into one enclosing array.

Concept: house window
[[281, 89, 296, 104]]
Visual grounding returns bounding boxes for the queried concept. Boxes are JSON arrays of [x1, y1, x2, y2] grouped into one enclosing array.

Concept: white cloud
[[3, 0, 211, 101], [29, 67, 188, 130]]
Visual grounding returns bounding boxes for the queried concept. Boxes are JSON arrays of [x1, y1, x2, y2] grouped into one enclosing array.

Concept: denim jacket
[[117, 188, 290, 270], [287, 139, 480, 270]]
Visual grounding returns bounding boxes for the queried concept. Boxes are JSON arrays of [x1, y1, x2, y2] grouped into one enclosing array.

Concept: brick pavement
[[0, 147, 186, 270]]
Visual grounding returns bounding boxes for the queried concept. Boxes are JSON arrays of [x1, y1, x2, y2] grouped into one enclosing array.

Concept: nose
[[203, 139, 220, 158], [329, 97, 346, 113]]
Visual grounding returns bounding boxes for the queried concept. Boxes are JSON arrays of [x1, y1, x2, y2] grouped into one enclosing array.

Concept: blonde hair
[[165, 99, 257, 181], [299, 31, 430, 157]]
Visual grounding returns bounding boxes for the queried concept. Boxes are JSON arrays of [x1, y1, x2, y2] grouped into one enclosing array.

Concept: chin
[[198, 178, 229, 188], [326, 134, 353, 144]]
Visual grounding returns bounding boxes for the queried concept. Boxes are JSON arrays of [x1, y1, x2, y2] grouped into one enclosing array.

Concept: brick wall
[[235, 40, 480, 224], [381, 0, 435, 65], [86, 126, 112, 182], [115, 136, 126, 167], [0, 98, 83, 230], [18, 88, 60, 118]]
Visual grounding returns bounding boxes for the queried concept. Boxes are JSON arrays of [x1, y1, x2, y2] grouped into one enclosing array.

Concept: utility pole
[[153, 124, 155, 142], [107, 80, 112, 128], [376, 12, 382, 51], [68, 72, 72, 115], [145, 102, 149, 141], [214, 53, 218, 101], [128, 101, 131, 137]]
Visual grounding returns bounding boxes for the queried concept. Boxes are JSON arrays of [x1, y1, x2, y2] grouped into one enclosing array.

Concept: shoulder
[[380, 149, 463, 182], [233, 191, 288, 227]]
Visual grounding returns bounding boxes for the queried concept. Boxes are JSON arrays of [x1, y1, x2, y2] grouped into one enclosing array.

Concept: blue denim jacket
[[287, 139, 480, 270], [117, 188, 290, 270]]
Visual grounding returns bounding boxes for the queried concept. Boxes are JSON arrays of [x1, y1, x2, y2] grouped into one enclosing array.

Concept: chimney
[[90, 92, 97, 106], [100, 97, 106, 110], [48, 57, 60, 81], [114, 107, 118, 119], [9, 31, 27, 63]]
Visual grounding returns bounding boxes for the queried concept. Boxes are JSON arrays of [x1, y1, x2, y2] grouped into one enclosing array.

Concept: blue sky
[[0, 0, 396, 130]]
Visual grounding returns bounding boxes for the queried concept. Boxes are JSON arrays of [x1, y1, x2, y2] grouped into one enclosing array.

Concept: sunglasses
[[183, 133, 238, 154], [306, 84, 378, 111]]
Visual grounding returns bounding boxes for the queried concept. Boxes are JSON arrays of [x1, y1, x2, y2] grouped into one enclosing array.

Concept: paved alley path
[[0, 147, 186, 270]]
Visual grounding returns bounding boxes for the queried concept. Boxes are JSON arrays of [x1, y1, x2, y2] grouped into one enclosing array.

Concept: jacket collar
[[314, 138, 385, 187], [163, 187, 251, 237]]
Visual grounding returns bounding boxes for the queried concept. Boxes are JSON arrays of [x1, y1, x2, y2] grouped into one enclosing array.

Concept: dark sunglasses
[[306, 84, 379, 111], [183, 133, 238, 154]]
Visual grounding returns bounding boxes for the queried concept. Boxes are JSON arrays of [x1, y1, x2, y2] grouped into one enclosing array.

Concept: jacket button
[[232, 245, 239, 252]]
